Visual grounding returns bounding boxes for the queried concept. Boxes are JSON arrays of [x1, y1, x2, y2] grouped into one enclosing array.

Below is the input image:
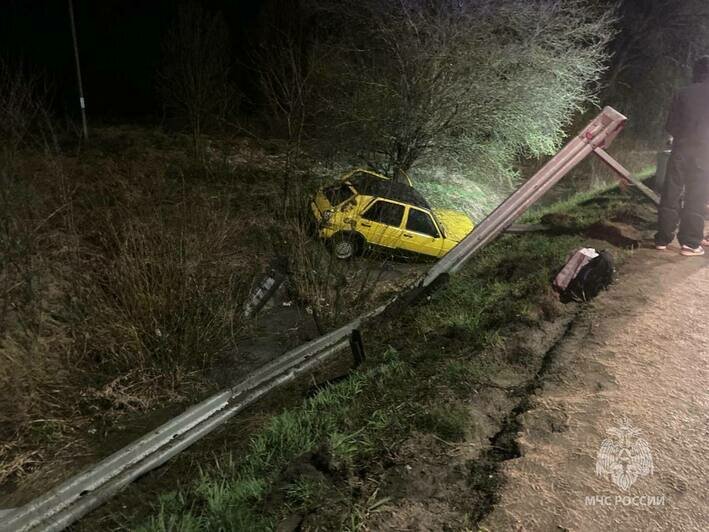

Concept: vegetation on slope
[[139, 189, 653, 531], [0, 130, 285, 488]]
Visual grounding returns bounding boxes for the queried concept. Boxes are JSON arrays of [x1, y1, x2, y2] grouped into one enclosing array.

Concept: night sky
[[0, 0, 261, 123], [2, 1, 696, 136]]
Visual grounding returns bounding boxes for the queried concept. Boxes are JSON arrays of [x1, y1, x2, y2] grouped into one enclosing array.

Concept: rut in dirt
[[467, 316, 578, 525]]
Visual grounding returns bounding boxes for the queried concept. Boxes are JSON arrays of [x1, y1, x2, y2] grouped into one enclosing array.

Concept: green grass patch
[[140, 351, 418, 531], [415, 403, 469, 442], [443, 355, 506, 394]]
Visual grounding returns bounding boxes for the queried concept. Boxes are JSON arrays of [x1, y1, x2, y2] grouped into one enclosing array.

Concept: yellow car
[[310, 169, 475, 260]]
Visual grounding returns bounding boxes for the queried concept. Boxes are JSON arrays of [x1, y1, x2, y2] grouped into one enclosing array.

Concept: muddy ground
[[364, 315, 579, 532]]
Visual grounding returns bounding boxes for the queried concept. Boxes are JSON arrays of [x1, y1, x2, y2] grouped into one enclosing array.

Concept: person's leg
[[655, 152, 685, 246], [678, 161, 709, 249]]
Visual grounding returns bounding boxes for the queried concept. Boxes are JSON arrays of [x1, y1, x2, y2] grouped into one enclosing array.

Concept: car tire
[[330, 232, 362, 260]]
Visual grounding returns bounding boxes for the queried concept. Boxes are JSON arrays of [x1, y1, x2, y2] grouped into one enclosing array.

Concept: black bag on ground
[[560, 250, 614, 303]]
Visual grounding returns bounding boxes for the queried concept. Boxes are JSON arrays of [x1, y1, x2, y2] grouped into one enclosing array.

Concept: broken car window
[[324, 184, 354, 206]]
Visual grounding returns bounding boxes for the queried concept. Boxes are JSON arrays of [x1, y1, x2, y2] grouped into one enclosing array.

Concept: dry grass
[[565, 136, 657, 191], [0, 130, 275, 486], [0, 126, 409, 491]]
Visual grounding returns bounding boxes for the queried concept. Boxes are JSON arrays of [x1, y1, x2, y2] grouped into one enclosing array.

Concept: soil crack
[[467, 315, 578, 525]]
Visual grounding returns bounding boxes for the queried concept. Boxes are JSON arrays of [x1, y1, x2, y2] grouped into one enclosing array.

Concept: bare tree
[[299, 0, 615, 184], [254, 1, 312, 141], [251, 0, 323, 212], [607, 0, 709, 90], [158, 2, 233, 157]]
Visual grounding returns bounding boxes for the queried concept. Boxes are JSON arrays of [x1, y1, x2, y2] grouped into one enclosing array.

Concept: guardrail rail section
[[3, 106, 645, 532]]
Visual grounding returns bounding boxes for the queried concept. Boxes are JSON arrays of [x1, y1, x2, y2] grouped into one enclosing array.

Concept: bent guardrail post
[[593, 147, 660, 205], [422, 106, 628, 285], [1, 106, 636, 532], [349, 330, 365, 367]]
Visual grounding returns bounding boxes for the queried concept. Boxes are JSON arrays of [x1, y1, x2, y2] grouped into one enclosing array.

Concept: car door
[[357, 199, 405, 249], [398, 206, 446, 257]]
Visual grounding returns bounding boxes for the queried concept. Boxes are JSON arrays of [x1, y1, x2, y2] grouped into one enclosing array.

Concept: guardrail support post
[[349, 329, 365, 367]]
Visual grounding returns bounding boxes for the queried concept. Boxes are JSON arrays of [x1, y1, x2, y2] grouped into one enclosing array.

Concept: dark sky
[[0, 0, 261, 123]]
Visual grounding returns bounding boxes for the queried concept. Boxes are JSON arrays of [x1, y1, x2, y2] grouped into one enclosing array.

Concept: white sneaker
[[680, 245, 705, 256], [655, 244, 668, 251]]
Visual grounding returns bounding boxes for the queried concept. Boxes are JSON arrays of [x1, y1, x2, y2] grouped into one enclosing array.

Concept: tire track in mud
[[366, 307, 581, 531]]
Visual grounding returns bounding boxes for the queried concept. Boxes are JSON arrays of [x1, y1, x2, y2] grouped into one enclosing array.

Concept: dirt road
[[482, 246, 709, 531]]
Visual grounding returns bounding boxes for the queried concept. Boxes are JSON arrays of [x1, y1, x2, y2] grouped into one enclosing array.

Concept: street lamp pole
[[68, 0, 88, 140]]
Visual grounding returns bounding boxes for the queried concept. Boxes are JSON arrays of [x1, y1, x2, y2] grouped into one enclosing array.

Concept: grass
[[138, 359, 409, 531], [137, 185, 648, 530], [0, 129, 286, 486], [415, 403, 469, 442]]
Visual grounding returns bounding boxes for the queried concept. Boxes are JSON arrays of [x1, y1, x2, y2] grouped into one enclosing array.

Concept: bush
[[0, 57, 54, 151]]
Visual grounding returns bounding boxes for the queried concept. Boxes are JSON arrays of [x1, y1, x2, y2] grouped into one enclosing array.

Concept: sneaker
[[655, 244, 668, 250], [702, 238, 709, 247], [680, 245, 705, 256]]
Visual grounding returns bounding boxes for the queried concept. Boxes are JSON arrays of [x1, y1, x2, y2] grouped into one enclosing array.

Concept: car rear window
[[324, 184, 354, 206], [362, 200, 404, 227], [406, 208, 439, 237]]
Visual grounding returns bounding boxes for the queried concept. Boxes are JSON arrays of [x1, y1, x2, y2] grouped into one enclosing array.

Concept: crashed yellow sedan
[[310, 169, 475, 260]]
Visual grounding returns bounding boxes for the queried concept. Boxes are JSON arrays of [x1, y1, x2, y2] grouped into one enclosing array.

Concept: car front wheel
[[331, 232, 360, 260]]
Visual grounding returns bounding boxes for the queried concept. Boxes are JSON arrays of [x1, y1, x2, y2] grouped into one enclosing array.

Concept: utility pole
[[68, 0, 88, 140]]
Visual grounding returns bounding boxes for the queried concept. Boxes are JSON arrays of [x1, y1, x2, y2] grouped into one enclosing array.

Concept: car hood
[[433, 209, 475, 242]]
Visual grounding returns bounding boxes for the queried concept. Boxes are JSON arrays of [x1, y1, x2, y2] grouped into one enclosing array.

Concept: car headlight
[[323, 209, 334, 221]]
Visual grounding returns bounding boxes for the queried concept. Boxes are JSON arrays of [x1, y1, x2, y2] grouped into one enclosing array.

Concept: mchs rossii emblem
[[596, 417, 653, 491]]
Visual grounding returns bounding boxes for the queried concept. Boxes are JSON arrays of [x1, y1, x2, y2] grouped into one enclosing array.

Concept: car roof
[[346, 172, 431, 210]]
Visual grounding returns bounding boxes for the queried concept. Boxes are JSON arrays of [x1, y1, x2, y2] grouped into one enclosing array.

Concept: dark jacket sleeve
[[665, 91, 683, 138]]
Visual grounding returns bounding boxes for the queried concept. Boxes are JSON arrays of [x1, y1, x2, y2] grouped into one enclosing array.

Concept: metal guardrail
[[422, 106, 630, 285], [1, 106, 638, 532], [0, 308, 383, 532]]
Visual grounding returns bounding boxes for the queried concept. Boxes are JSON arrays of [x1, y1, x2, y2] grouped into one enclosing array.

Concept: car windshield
[[324, 184, 355, 206]]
